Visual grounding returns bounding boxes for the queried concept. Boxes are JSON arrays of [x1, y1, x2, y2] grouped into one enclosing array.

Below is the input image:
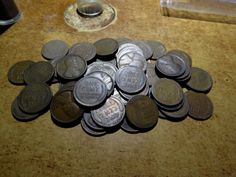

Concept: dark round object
[[167, 50, 192, 67], [156, 55, 186, 77], [146, 62, 160, 86], [41, 40, 69, 60], [91, 96, 125, 128], [186, 91, 214, 120], [120, 83, 149, 100], [56, 54, 87, 80], [186, 67, 213, 93], [151, 78, 184, 107], [121, 117, 139, 133], [11, 98, 39, 121], [133, 41, 153, 60], [116, 66, 147, 94], [8, 60, 35, 85], [50, 89, 84, 124], [69, 42, 96, 62], [73, 76, 107, 107], [77, 2, 103, 18], [146, 40, 166, 59], [94, 38, 119, 57], [23, 61, 54, 84], [126, 95, 159, 129], [81, 118, 106, 136], [18, 84, 53, 114], [83, 112, 105, 132]]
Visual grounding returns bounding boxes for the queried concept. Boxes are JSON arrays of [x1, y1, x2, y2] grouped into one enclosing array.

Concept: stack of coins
[[8, 38, 214, 136]]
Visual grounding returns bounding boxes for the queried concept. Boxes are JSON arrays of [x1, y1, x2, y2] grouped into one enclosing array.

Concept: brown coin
[[8, 60, 35, 85], [18, 83, 53, 114], [152, 78, 184, 107], [126, 95, 159, 129], [186, 67, 213, 93], [50, 88, 84, 124], [56, 54, 87, 80], [186, 91, 213, 120], [41, 40, 69, 60], [94, 38, 119, 57], [23, 61, 54, 84]]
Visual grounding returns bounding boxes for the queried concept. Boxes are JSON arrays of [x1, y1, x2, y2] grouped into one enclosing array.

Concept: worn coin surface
[[69, 42, 96, 62], [152, 78, 184, 107], [56, 54, 87, 80], [121, 117, 139, 133], [167, 50, 192, 67], [41, 40, 69, 60], [186, 67, 213, 93], [156, 55, 186, 78], [73, 76, 107, 107], [146, 61, 160, 86], [91, 96, 125, 128], [94, 38, 119, 57], [81, 118, 106, 136], [8, 60, 35, 85], [186, 91, 213, 120], [83, 112, 105, 131], [96, 58, 117, 66], [87, 71, 114, 96], [116, 43, 144, 59], [112, 88, 128, 105], [133, 41, 153, 60], [11, 98, 39, 121], [146, 40, 166, 59], [24, 61, 54, 84], [18, 83, 53, 114], [116, 66, 147, 94], [126, 95, 159, 129], [50, 89, 84, 124], [85, 62, 118, 81]]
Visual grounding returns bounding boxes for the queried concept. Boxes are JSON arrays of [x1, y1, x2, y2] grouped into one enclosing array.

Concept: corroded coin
[[167, 50, 192, 67], [156, 55, 186, 77], [132, 41, 153, 60], [11, 98, 39, 121], [121, 117, 139, 133], [87, 71, 114, 96], [94, 38, 119, 57], [116, 66, 147, 94], [56, 54, 87, 80], [152, 78, 184, 107], [186, 91, 213, 120], [81, 118, 106, 136], [186, 67, 213, 93], [126, 95, 159, 129], [69, 42, 96, 62], [85, 62, 118, 81], [8, 60, 35, 85], [23, 61, 54, 84], [73, 76, 107, 107], [146, 40, 166, 59], [83, 112, 105, 131], [41, 40, 69, 60], [17, 83, 53, 114], [91, 96, 125, 128], [50, 88, 84, 124]]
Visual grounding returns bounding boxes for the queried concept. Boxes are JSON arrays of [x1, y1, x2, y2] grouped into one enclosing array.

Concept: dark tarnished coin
[[146, 61, 160, 86], [69, 42, 96, 62], [121, 117, 139, 133], [126, 95, 159, 129], [41, 40, 69, 60], [81, 118, 106, 136], [94, 38, 119, 57], [156, 55, 186, 78], [87, 71, 114, 96], [146, 40, 166, 59], [85, 62, 118, 81], [18, 84, 53, 114], [56, 54, 87, 80], [116, 66, 147, 94], [50, 88, 84, 124], [77, 2, 103, 18], [59, 81, 77, 91], [158, 110, 167, 119], [23, 61, 54, 84], [161, 94, 189, 119], [8, 60, 35, 85], [186, 67, 213, 93], [133, 41, 153, 60], [91, 96, 125, 128], [73, 76, 107, 107], [83, 112, 105, 131], [154, 98, 184, 112], [152, 78, 184, 107], [167, 50, 192, 67], [186, 91, 213, 120], [11, 98, 39, 121]]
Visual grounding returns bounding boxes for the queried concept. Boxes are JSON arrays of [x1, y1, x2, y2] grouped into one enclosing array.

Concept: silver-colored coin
[[83, 112, 105, 131], [81, 118, 106, 136], [85, 62, 118, 82], [167, 50, 192, 67], [146, 40, 166, 59], [121, 117, 139, 133], [118, 52, 147, 71], [116, 43, 143, 59], [112, 88, 128, 105], [86, 71, 114, 96], [146, 61, 160, 86], [116, 66, 147, 94], [91, 96, 125, 128], [132, 41, 153, 60], [73, 76, 107, 107], [96, 58, 117, 66]]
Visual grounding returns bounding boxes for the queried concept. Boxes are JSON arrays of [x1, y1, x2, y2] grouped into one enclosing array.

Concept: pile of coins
[[8, 38, 214, 136]]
